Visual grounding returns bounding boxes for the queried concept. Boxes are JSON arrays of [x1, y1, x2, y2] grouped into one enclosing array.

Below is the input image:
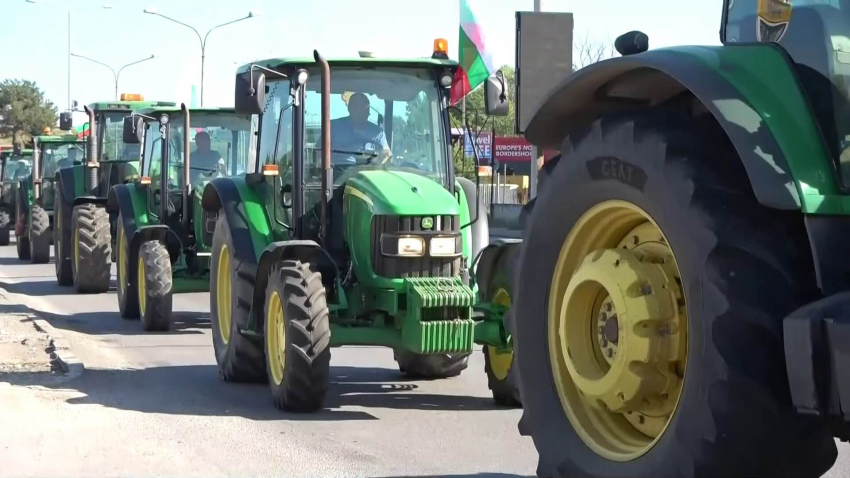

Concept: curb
[[25, 315, 84, 380]]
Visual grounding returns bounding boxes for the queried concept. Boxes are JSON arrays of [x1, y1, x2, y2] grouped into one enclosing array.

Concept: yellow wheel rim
[[117, 227, 126, 296], [487, 288, 513, 381], [266, 290, 286, 386], [137, 255, 146, 315], [548, 200, 687, 461], [216, 244, 232, 344]]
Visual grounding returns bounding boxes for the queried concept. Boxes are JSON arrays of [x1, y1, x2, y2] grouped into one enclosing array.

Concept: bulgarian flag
[[451, 0, 496, 105]]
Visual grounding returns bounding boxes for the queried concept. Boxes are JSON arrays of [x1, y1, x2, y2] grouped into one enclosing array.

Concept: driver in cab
[[331, 92, 391, 165]]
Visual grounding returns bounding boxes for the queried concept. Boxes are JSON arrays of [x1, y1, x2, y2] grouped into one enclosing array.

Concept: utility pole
[[529, 0, 543, 201]]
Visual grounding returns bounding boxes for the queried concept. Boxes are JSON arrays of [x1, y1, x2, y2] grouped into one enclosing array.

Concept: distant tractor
[[109, 105, 253, 331], [0, 147, 32, 246], [53, 94, 176, 291], [495, 1, 850, 476], [201, 43, 518, 412], [15, 132, 85, 263]]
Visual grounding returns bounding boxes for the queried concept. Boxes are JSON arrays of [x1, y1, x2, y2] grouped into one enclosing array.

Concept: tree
[[0, 80, 57, 149], [574, 35, 615, 70]]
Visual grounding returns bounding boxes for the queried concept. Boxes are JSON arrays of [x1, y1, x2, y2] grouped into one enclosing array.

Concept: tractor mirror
[[235, 70, 266, 114], [484, 73, 509, 117], [123, 116, 145, 144], [59, 112, 73, 130]]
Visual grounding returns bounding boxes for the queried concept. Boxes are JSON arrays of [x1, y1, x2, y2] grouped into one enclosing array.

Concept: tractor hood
[[343, 170, 459, 216]]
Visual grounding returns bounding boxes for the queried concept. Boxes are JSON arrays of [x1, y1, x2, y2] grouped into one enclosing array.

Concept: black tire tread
[[53, 188, 72, 285], [28, 204, 50, 264], [115, 216, 140, 319], [516, 111, 836, 478], [210, 211, 265, 382], [394, 350, 470, 379], [139, 240, 172, 332], [72, 204, 112, 293], [266, 260, 331, 412], [0, 210, 10, 246]]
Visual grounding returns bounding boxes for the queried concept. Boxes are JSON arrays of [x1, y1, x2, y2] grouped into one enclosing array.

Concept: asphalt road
[[0, 238, 537, 477]]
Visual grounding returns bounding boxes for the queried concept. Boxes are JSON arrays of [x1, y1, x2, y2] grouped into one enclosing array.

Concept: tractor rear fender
[[110, 183, 157, 284], [201, 177, 273, 263], [525, 44, 835, 212], [57, 167, 82, 208], [251, 240, 327, 333]]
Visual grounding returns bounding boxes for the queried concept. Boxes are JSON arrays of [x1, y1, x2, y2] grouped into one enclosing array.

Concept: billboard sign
[[463, 131, 493, 162]]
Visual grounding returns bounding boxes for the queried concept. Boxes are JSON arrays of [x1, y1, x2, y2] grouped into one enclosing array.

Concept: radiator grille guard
[[371, 215, 462, 278]]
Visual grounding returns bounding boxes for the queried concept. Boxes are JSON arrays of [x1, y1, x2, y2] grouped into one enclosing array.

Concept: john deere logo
[[421, 217, 434, 230]]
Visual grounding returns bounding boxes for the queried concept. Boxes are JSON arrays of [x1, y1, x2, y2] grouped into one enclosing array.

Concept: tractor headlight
[[397, 236, 425, 256], [430, 236, 458, 256]]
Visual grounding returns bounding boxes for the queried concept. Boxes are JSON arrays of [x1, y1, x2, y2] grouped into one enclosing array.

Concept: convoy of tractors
[[10, 1, 850, 475]]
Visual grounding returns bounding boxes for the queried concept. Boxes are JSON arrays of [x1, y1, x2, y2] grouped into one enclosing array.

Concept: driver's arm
[[376, 130, 392, 164]]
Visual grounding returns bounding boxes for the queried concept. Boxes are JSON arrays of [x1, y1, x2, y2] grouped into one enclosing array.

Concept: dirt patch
[[0, 313, 58, 375]]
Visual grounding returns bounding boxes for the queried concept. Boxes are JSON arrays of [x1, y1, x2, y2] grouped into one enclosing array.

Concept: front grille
[[371, 215, 461, 278]]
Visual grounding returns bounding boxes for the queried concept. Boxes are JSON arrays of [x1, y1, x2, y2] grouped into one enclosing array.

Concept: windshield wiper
[[329, 149, 378, 158]]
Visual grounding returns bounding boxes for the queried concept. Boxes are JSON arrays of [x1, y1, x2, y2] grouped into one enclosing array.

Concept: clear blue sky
[[0, 0, 722, 112]]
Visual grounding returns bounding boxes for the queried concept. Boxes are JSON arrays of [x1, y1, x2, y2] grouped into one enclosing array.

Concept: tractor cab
[[724, 0, 850, 184], [0, 147, 32, 246]]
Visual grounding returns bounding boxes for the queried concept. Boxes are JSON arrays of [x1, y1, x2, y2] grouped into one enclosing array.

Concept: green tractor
[[496, 1, 850, 476], [53, 95, 176, 291], [201, 46, 517, 411], [108, 105, 253, 331], [15, 133, 85, 263], [0, 147, 32, 246]]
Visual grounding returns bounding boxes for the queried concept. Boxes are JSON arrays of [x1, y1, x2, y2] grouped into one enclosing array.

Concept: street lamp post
[[25, 0, 112, 112], [71, 53, 157, 100], [143, 8, 259, 106]]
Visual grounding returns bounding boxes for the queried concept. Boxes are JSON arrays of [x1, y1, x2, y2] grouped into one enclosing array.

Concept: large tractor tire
[[210, 212, 265, 382], [115, 215, 139, 319], [0, 210, 10, 246], [137, 240, 172, 331], [71, 203, 112, 293], [394, 350, 470, 379], [481, 246, 522, 407], [53, 188, 72, 285], [264, 260, 331, 412], [513, 111, 836, 477], [28, 204, 50, 264]]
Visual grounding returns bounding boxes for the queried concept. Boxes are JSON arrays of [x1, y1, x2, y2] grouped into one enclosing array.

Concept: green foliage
[[0, 80, 57, 149]]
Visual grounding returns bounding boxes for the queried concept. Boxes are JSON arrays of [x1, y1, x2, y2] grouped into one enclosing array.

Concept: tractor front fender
[[525, 43, 835, 212], [252, 240, 326, 330], [72, 197, 107, 207]]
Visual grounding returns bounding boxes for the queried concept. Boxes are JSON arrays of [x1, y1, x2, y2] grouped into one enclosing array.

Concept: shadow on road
[[0, 364, 509, 421], [0, 302, 210, 336], [0, 277, 115, 297], [0, 256, 54, 267], [381, 475, 532, 478]]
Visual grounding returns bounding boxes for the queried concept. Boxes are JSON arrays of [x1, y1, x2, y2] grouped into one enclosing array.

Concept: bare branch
[[573, 34, 615, 70]]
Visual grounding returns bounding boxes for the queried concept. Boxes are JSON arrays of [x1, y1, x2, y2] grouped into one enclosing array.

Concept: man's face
[[196, 133, 211, 151], [348, 95, 370, 123]]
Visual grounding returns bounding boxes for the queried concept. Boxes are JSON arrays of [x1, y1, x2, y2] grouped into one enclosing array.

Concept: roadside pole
[[528, 0, 543, 200]]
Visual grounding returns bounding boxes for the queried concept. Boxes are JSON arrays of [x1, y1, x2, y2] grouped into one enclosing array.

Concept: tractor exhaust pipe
[[314, 50, 332, 248], [31, 141, 41, 201], [181, 103, 191, 228], [84, 105, 98, 195]]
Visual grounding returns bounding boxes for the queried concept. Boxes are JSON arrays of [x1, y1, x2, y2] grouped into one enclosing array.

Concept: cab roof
[[34, 134, 85, 143], [88, 100, 177, 112], [133, 106, 239, 116], [236, 56, 458, 74]]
